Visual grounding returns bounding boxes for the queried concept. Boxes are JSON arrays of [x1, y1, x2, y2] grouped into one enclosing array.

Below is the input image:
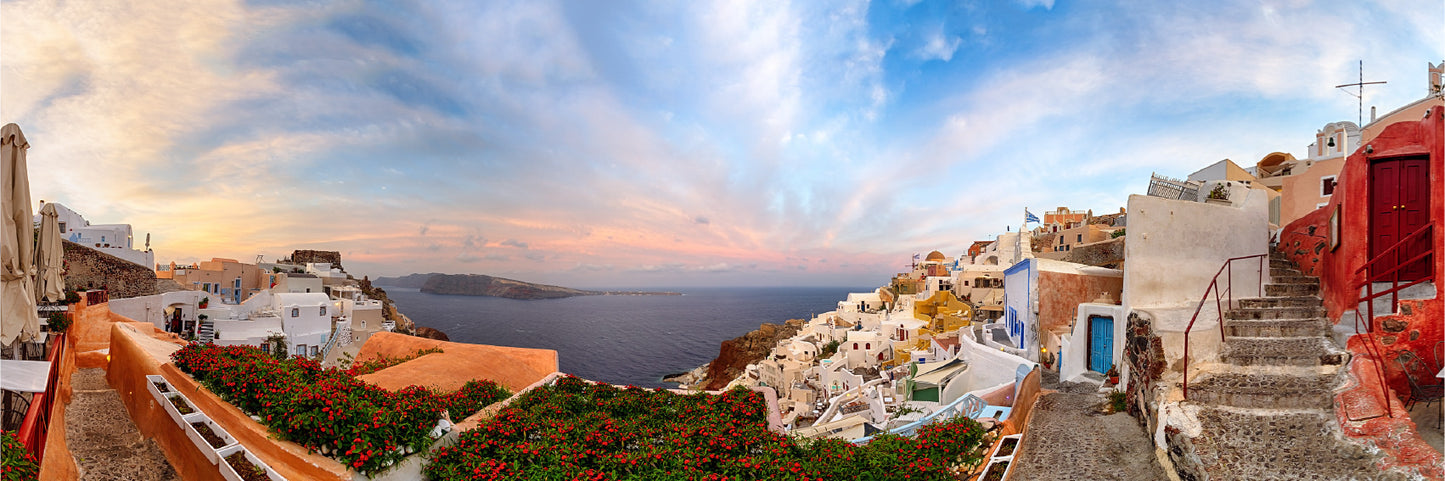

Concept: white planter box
[[217, 444, 286, 481], [990, 433, 1022, 459], [145, 375, 171, 404], [161, 392, 198, 426], [184, 413, 238, 464], [980, 456, 1013, 481]]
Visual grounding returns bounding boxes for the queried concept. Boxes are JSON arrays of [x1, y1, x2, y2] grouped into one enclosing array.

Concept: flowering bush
[[2, 430, 38, 481], [171, 343, 508, 475], [425, 376, 986, 480]]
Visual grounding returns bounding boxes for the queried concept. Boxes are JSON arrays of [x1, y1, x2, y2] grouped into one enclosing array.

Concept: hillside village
[[0, 63, 1442, 480]]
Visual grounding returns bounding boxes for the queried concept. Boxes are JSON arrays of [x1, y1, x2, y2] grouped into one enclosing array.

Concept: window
[[865, 343, 871, 350], [1321, 175, 1336, 196], [853, 343, 859, 350], [296, 344, 307, 356], [311, 345, 319, 357], [1077, 234, 1083, 242], [291, 308, 300, 318], [58, 222, 65, 233], [320, 306, 327, 316]]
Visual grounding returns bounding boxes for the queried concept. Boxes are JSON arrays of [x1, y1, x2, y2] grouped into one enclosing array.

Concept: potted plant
[[1105, 365, 1119, 385], [199, 297, 210, 309], [1205, 184, 1230, 204]]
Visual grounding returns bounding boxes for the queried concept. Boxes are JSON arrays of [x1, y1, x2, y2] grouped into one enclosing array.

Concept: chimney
[[1370, 106, 1377, 123]]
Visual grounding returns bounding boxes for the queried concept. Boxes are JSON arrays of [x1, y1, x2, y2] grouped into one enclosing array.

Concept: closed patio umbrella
[[1, 123, 38, 345], [36, 202, 64, 303]]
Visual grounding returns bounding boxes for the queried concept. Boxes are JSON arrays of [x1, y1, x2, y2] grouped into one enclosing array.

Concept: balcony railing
[[1182, 254, 1266, 399], [16, 332, 66, 464]]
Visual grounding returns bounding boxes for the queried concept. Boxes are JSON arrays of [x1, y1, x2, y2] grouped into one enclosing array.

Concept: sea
[[382, 286, 871, 388]]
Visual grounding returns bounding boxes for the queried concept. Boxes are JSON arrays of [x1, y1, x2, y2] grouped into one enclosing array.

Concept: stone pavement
[[65, 368, 178, 480], [1007, 376, 1170, 480]]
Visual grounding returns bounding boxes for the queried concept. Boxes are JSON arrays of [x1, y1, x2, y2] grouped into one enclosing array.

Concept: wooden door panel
[[1398, 157, 1431, 280]]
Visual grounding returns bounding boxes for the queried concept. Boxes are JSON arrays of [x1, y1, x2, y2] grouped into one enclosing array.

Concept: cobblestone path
[[66, 368, 178, 480], [1007, 381, 1170, 480]]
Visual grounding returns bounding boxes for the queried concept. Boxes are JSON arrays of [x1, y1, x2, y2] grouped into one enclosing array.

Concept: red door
[[1370, 156, 1431, 281]]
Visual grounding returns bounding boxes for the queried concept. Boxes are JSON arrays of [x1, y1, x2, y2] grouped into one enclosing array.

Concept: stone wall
[[63, 240, 161, 299], [1061, 236, 1125, 268], [289, 250, 342, 270], [1125, 310, 1191, 477]]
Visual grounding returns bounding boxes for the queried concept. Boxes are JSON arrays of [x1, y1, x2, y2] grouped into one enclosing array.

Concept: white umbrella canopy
[[1, 123, 38, 345], [36, 202, 65, 303]]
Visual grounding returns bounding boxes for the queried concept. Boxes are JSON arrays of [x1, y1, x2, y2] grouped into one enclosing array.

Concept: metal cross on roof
[[1335, 60, 1387, 125]]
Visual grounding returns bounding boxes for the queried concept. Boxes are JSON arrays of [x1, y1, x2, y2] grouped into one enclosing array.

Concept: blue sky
[[2, 0, 1441, 287]]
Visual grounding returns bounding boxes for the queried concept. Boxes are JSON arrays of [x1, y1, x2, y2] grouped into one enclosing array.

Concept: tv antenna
[[1335, 60, 1386, 125]]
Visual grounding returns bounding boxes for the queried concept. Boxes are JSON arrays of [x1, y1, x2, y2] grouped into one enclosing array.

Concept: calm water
[[383, 286, 869, 388]]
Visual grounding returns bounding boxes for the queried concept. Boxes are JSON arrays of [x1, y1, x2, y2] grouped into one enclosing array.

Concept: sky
[[2, 0, 1442, 288]]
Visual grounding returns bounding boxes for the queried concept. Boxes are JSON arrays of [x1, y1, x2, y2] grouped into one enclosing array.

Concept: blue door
[[1088, 315, 1114, 374]]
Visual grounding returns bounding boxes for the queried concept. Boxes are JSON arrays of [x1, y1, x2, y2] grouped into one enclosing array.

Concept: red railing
[[16, 331, 65, 463], [84, 290, 108, 305], [1352, 223, 1435, 418], [1182, 254, 1267, 399]]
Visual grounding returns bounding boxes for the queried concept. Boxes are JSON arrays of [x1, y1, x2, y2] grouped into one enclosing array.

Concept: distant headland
[[374, 273, 680, 300]]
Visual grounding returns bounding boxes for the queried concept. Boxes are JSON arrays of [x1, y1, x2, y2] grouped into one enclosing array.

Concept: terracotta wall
[[106, 324, 226, 481], [1038, 271, 1122, 334], [355, 332, 558, 393], [106, 322, 352, 480]]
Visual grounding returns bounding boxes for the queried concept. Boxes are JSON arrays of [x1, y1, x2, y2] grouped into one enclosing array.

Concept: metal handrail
[[1182, 254, 1267, 399], [16, 332, 65, 463], [1351, 223, 1435, 419]]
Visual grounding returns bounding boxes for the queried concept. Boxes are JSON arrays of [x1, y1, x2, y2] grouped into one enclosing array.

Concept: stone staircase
[[1179, 251, 1405, 481], [197, 319, 215, 343]]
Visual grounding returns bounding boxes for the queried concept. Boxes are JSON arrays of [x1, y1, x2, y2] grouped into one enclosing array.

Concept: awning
[[0, 360, 50, 393]]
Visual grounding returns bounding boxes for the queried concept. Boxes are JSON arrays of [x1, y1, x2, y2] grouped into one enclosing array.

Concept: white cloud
[[914, 32, 963, 62]]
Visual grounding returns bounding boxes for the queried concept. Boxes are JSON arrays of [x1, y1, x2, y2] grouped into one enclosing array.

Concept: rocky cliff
[[420, 274, 602, 300], [700, 318, 806, 391], [413, 326, 450, 341], [373, 273, 439, 289]]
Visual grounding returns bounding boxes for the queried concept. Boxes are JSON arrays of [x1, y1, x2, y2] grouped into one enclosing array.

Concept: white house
[[35, 202, 154, 268], [205, 291, 334, 358], [843, 330, 889, 370]]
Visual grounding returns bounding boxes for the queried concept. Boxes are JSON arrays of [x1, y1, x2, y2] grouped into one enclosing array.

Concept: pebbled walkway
[[1007, 376, 1169, 480], [66, 368, 179, 480]]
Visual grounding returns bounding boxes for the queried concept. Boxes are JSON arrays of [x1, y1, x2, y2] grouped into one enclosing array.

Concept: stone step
[[1266, 283, 1319, 297], [1188, 372, 1338, 409], [1220, 337, 1346, 367], [1237, 296, 1323, 309], [1187, 408, 1397, 481], [1223, 318, 1329, 338], [1269, 267, 1302, 277], [1269, 275, 1318, 286], [1226, 306, 1326, 320], [1269, 258, 1296, 269]]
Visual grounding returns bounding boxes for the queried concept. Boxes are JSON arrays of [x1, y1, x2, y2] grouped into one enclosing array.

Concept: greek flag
[[1024, 209, 1039, 224]]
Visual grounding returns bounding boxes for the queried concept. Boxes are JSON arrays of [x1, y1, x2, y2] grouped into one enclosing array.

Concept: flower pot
[[146, 375, 171, 405], [980, 456, 1012, 481], [162, 392, 196, 426], [217, 444, 286, 481], [1108, 376, 1119, 385], [184, 413, 239, 464], [991, 433, 1022, 459]]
